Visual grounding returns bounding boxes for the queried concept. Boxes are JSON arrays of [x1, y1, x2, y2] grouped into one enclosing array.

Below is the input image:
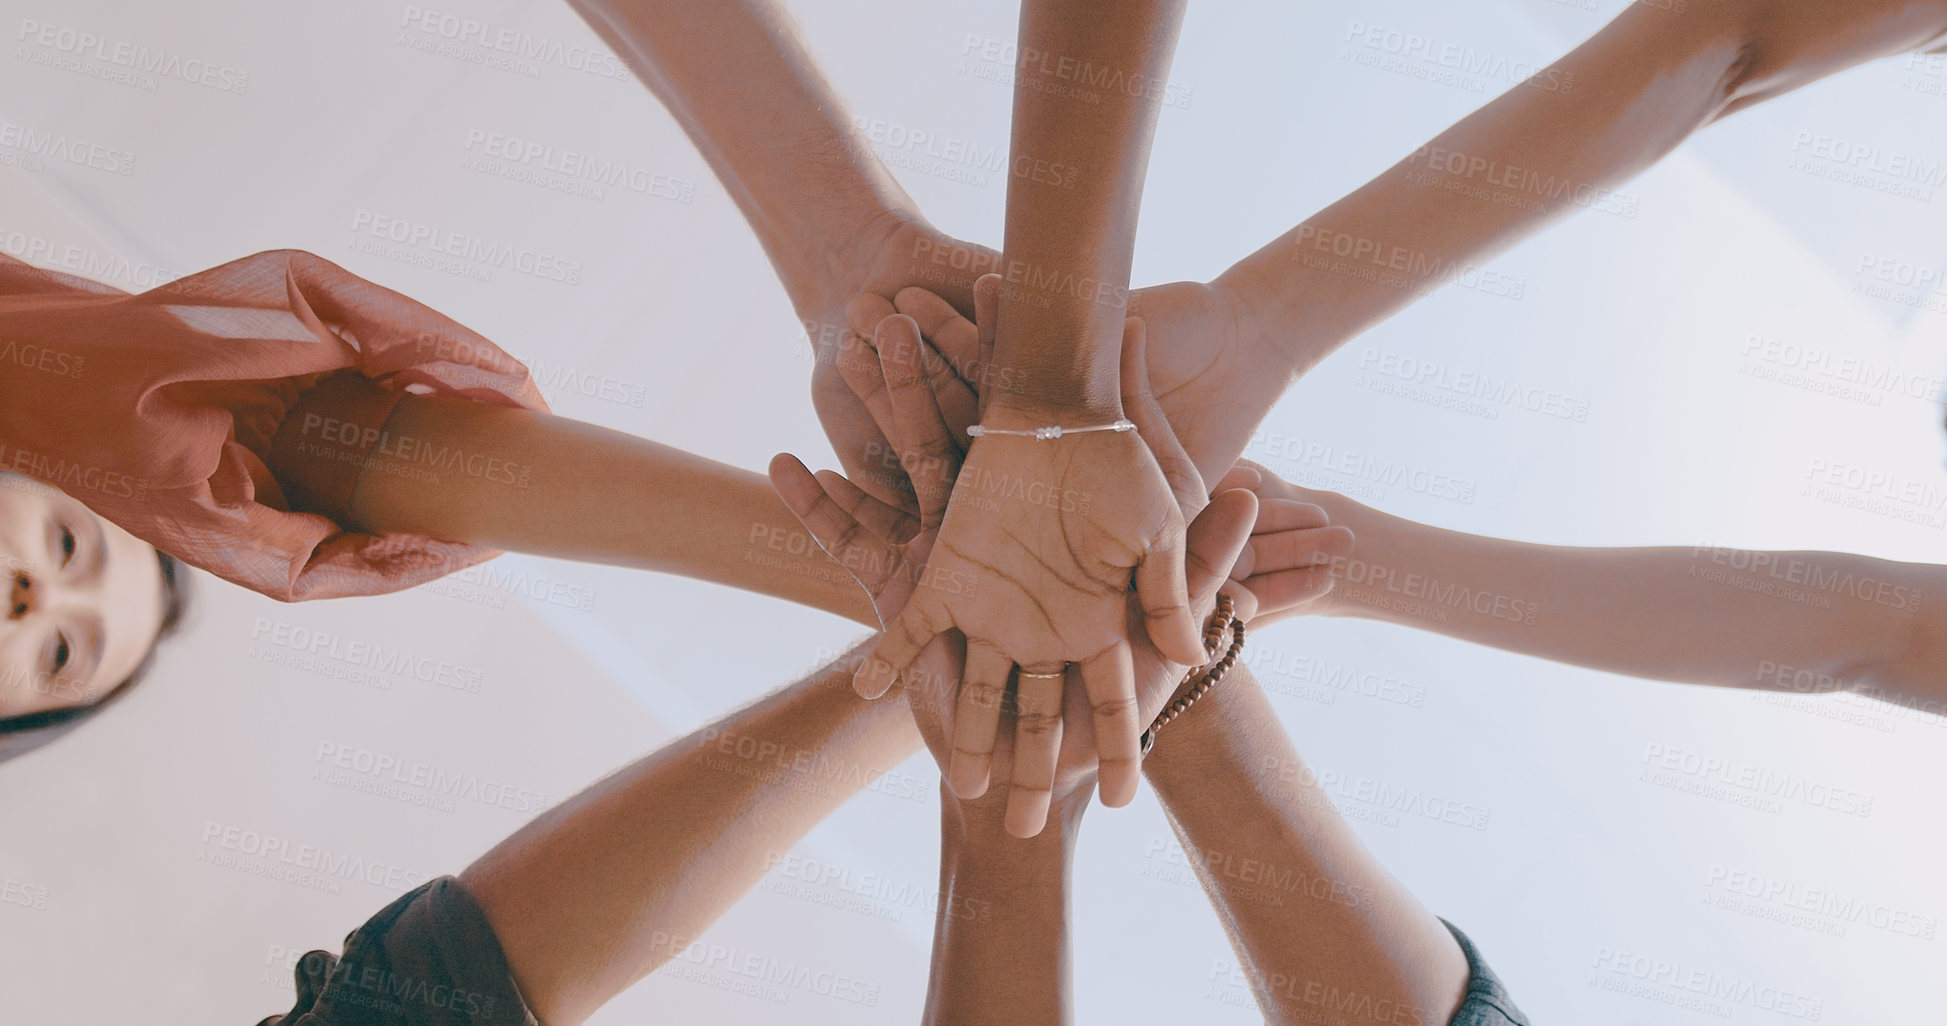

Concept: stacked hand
[[774, 279, 1352, 834], [798, 217, 999, 512]]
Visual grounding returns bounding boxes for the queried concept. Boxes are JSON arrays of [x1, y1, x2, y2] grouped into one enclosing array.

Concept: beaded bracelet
[[966, 418, 1136, 441], [1139, 593, 1246, 757]]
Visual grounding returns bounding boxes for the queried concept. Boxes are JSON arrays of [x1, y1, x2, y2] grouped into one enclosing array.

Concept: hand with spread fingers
[[1213, 462, 1356, 627], [776, 307, 1338, 835], [855, 275, 1357, 628], [802, 220, 999, 513], [838, 330, 1206, 829]]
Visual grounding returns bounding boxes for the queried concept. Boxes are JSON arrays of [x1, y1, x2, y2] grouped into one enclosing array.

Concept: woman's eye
[[58, 525, 76, 567], [50, 633, 71, 675]]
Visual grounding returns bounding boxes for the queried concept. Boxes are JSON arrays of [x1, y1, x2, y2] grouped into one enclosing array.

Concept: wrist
[[945, 778, 1092, 851], [791, 208, 921, 328], [1311, 502, 1406, 620], [984, 311, 1126, 418], [1211, 246, 1329, 382], [1142, 666, 1257, 791]]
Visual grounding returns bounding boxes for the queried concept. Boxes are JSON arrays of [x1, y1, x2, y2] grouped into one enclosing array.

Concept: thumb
[[1134, 523, 1208, 666], [1183, 488, 1258, 608]]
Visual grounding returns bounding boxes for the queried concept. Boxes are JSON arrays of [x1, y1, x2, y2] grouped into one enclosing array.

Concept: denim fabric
[[1441, 919, 1531, 1025]]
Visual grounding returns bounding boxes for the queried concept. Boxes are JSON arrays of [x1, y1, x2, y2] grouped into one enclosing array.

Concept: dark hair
[[0, 551, 191, 764]]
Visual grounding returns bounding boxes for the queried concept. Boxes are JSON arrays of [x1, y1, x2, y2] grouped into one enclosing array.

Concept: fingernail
[[950, 759, 989, 800], [1006, 796, 1051, 839]]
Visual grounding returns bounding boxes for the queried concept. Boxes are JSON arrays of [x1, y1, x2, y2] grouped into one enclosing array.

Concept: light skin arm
[[457, 639, 923, 1026], [1237, 466, 1946, 713], [1144, 666, 1470, 1026], [560, 0, 998, 508], [1026, 0, 1947, 486], [563, 0, 920, 313], [271, 390, 880, 627], [1223, 0, 1947, 385]]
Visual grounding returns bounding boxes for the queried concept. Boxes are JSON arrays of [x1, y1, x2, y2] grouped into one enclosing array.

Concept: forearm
[[339, 393, 878, 626], [1220, 4, 1740, 386], [1312, 492, 1937, 702], [563, 0, 914, 312], [1219, 1, 1947, 385], [1144, 667, 1467, 1026], [923, 788, 1084, 1026], [459, 639, 922, 1026], [990, 0, 1187, 415]]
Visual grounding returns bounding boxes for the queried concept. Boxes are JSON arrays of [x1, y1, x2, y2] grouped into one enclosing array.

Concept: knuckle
[[960, 680, 1005, 711], [1014, 712, 1062, 739], [1091, 696, 1139, 721]]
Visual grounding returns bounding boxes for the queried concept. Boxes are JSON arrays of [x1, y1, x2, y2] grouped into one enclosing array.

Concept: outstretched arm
[[1046, 0, 1947, 486], [1235, 465, 1946, 714], [1145, 665, 1471, 1026], [1224, 0, 1947, 385], [560, 0, 998, 507], [985, 0, 1187, 414], [270, 386, 882, 626], [923, 752, 1086, 1026], [458, 639, 922, 1026]]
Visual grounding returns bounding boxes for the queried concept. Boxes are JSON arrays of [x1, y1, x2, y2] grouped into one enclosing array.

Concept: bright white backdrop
[[1, 0, 1944, 1022]]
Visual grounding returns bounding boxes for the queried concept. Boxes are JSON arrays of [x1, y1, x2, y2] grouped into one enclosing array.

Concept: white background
[[1, 0, 1944, 1022]]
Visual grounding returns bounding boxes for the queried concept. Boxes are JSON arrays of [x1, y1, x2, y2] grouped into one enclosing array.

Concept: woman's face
[[0, 474, 164, 718]]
